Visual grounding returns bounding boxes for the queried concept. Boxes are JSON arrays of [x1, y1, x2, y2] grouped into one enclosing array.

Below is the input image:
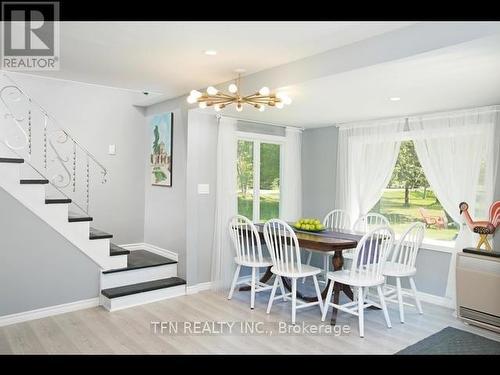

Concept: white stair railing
[[0, 72, 107, 215]]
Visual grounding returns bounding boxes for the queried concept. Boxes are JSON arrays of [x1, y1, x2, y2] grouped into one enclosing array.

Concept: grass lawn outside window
[[371, 188, 459, 242]]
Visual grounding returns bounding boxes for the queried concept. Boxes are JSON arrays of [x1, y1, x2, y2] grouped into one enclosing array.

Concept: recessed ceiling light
[[204, 50, 217, 56], [389, 97, 401, 101]]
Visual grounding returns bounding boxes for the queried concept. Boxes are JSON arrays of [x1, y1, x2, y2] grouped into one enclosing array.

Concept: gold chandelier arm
[[198, 93, 236, 102], [202, 98, 236, 106], [241, 92, 261, 100], [214, 92, 236, 99]]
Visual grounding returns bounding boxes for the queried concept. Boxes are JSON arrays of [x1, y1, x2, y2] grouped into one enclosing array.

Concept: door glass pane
[[237, 140, 254, 220], [260, 143, 280, 221]]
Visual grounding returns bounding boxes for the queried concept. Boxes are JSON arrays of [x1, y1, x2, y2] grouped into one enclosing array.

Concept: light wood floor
[[1, 288, 499, 354]]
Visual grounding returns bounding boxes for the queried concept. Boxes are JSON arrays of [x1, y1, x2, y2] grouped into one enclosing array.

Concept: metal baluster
[[43, 115, 48, 170], [86, 156, 90, 214], [27, 102, 32, 157], [72, 143, 76, 193]]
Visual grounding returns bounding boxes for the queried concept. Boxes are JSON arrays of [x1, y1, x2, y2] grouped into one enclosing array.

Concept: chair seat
[[271, 264, 321, 278], [235, 256, 274, 268], [326, 269, 385, 287], [383, 262, 416, 277]]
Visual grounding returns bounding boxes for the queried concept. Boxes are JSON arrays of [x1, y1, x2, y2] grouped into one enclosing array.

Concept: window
[[370, 140, 460, 244], [237, 136, 282, 222]]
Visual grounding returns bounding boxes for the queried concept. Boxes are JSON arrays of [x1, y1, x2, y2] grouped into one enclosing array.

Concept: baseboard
[[0, 297, 100, 327], [187, 282, 212, 295], [416, 290, 455, 309], [119, 242, 178, 262], [383, 284, 454, 309]]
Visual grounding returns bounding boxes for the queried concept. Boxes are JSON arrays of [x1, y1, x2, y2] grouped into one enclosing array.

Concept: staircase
[[100, 249, 185, 311], [0, 74, 186, 312]]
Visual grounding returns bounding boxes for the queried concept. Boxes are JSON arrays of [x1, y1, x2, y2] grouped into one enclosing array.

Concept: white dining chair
[[322, 225, 394, 337], [381, 222, 425, 323], [264, 219, 324, 324], [346, 213, 390, 261], [303, 209, 351, 284], [227, 215, 275, 309]]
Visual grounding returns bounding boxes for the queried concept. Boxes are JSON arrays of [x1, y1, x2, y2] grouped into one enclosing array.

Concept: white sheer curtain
[[335, 120, 405, 223], [281, 127, 302, 222], [210, 116, 238, 293], [408, 106, 500, 304]]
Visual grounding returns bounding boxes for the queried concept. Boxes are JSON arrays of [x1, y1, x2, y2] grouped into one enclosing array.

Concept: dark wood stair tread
[[101, 277, 186, 299], [68, 211, 93, 222], [45, 198, 72, 204], [20, 179, 49, 184], [89, 227, 113, 240], [0, 157, 24, 163], [103, 250, 177, 274], [110, 243, 130, 257]]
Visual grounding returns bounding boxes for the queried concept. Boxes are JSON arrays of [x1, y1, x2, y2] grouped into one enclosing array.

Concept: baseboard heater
[[456, 251, 500, 333], [459, 307, 500, 329]]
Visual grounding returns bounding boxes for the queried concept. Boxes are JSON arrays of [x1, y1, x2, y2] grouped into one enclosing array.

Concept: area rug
[[396, 326, 500, 355]]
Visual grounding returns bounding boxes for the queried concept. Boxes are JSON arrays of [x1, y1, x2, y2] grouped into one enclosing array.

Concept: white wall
[[3, 73, 147, 244]]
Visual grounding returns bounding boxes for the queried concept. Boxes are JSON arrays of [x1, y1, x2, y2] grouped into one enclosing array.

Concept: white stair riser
[[18, 185, 46, 204], [0, 162, 127, 270], [101, 263, 178, 289], [0, 163, 20, 181], [100, 285, 186, 312]]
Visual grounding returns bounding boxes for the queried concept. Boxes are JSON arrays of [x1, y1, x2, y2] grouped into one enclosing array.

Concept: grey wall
[[144, 97, 188, 280], [302, 126, 339, 219], [0, 188, 100, 316], [7, 73, 147, 244]]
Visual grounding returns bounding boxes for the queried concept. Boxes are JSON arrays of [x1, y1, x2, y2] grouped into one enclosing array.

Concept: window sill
[[420, 239, 456, 254]]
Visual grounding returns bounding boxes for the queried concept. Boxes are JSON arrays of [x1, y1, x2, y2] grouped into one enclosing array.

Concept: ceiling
[[8, 21, 500, 129], [222, 33, 500, 128], [27, 21, 414, 99]]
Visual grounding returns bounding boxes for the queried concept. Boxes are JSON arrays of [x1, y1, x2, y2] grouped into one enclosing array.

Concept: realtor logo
[[1, 1, 60, 70]]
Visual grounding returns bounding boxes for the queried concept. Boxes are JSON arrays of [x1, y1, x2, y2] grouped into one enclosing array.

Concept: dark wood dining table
[[239, 223, 365, 325]]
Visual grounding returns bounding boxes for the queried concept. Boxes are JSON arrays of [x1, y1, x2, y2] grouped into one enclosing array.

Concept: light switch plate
[[198, 184, 210, 195], [108, 144, 116, 155]]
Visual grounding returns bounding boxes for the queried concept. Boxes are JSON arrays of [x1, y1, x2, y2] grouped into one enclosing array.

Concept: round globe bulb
[[259, 86, 270, 96], [187, 95, 196, 104], [283, 96, 292, 105], [276, 102, 284, 109], [190, 90, 202, 99], [207, 86, 218, 96], [228, 84, 238, 94], [259, 105, 265, 112], [214, 104, 221, 112], [199, 102, 207, 109]]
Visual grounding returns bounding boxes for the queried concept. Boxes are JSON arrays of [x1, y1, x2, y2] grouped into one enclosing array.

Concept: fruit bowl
[[293, 225, 326, 233], [293, 218, 326, 233]]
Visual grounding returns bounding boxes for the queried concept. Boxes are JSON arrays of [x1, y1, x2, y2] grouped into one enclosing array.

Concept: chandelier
[[186, 74, 292, 112]]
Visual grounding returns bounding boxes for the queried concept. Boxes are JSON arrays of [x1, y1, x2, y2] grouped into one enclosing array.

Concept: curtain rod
[[335, 104, 500, 129], [218, 114, 304, 131]]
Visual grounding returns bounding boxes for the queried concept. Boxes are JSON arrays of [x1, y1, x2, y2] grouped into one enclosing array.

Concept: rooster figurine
[[459, 201, 500, 251]]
